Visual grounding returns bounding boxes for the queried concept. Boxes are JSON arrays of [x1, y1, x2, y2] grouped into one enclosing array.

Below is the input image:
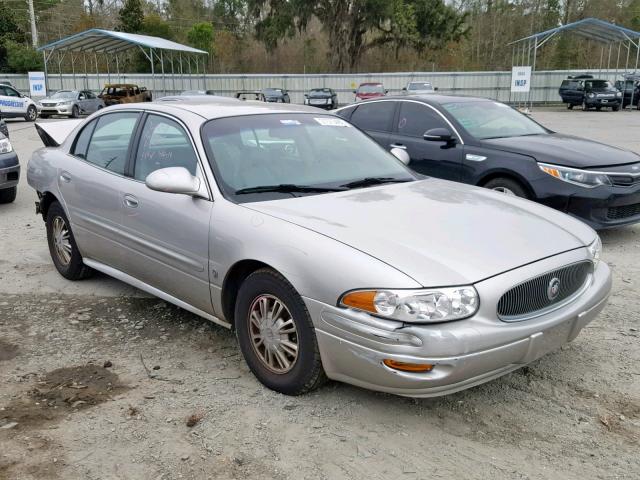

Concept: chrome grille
[[497, 261, 592, 321]]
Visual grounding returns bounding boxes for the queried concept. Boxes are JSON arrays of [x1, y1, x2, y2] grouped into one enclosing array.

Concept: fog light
[[383, 359, 433, 372]]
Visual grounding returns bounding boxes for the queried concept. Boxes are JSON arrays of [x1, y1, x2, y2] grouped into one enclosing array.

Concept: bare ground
[[1, 111, 639, 479]]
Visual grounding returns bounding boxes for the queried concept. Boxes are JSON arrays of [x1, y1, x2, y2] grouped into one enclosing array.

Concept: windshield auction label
[[314, 117, 351, 127]]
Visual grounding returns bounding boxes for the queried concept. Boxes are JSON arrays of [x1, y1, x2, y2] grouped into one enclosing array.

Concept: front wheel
[[235, 268, 326, 395], [567, 103, 573, 110], [612, 105, 620, 111], [46, 202, 93, 280], [70, 105, 79, 118], [483, 177, 529, 199], [24, 105, 37, 121], [0, 187, 17, 204]]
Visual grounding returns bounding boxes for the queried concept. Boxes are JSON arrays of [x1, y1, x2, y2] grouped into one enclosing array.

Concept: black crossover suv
[[337, 95, 640, 229], [559, 76, 622, 111]]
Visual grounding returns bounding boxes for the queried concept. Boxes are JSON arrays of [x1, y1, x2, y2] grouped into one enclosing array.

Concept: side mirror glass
[[424, 128, 454, 143], [145, 167, 203, 197], [390, 147, 410, 165]]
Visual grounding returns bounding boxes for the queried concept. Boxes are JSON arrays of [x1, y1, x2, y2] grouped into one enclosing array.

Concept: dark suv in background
[[614, 76, 640, 109], [559, 75, 622, 111]]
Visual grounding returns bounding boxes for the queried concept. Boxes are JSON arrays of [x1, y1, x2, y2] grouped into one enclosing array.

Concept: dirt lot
[[1, 109, 639, 479]]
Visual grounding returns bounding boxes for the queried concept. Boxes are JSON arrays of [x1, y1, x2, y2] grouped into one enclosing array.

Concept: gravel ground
[[1, 108, 639, 480]]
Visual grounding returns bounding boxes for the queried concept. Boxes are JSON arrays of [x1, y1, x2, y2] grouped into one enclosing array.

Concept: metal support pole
[[528, 37, 538, 111], [150, 48, 155, 96], [106, 54, 111, 85], [188, 56, 193, 90], [95, 53, 100, 91], [116, 54, 120, 83], [195, 54, 199, 90], [179, 52, 184, 92], [170, 53, 176, 95], [58, 51, 63, 91], [160, 50, 166, 98], [71, 54, 77, 90], [607, 43, 612, 81], [202, 56, 206, 90], [43, 50, 49, 94], [83, 53, 88, 90], [631, 42, 640, 108]]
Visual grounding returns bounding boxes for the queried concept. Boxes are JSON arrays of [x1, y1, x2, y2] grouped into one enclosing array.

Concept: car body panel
[[0, 137, 20, 190], [99, 84, 151, 106], [0, 83, 37, 119]]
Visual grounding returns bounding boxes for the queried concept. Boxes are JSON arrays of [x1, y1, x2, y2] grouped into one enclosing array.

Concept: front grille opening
[[609, 176, 640, 187], [6, 172, 18, 181], [497, 261, 592, 321], [607, 203, 640, 220]]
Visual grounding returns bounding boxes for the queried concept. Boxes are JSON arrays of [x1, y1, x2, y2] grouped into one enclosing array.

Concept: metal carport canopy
[[38, 29, 207, 55]]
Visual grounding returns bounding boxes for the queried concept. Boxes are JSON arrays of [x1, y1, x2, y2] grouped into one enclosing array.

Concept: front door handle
[[59, 171, 71, 183], [390, 143, 407, 150], [123, 194, 138, 208]]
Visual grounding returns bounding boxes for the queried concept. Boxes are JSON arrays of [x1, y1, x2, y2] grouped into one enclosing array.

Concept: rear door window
[[349, 101, 395, 132], [85, 112, 140, 175]]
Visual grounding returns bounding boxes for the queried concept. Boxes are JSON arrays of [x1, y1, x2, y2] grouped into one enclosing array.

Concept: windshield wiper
[[340, 177, 412, 189], [234, 184, 345, 195]]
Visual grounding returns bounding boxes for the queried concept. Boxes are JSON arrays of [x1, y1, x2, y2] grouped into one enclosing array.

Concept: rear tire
[[46, 202, 93, 280], [483, 177, 529, 199], [235, 268, 326, 395], [70, 105, 79, 118], [0, 187, 17, 204]]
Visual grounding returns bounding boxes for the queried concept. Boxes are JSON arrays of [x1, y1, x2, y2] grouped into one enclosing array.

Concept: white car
[[0, 83, 38, 121], [402, 81, 438, 95]]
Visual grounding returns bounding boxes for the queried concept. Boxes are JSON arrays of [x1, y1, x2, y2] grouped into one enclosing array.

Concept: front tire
[[70, 105, 79, 118], [0, 187, 17, 204], [612, 105, 620, 111], [567, 103, 573, 110], [483, 177, 529, 199], [235, 268, 326, 395], [25, 105, 37, 121], [46, 202, 93, 280]]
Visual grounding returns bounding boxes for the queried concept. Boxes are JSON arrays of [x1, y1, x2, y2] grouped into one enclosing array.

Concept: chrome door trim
[[83, 258, 229, 328]]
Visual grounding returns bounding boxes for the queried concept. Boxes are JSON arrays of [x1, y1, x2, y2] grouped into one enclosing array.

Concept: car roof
[[116, 97, 329, 120], [358, 82, 383, 86], [345, 95, 492, 105]]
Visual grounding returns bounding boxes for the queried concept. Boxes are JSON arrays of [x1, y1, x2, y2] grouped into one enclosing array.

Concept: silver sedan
[[37, 90, 105, 118], [27, 99, 611, 397]]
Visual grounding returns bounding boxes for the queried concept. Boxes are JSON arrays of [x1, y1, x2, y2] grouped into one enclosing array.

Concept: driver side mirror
[[424, 128, 454, 143], [145, 167, 205, 198], [390, 147, 411, 165]]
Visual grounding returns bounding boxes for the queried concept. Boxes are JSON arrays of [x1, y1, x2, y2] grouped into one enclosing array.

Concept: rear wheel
[[46, 202, 93, 280], [235, 268, 326, 395], [24, 105, 37, 121], [70, 105, 79, 118], [483, 177, 529, 199], [0, 187, 17, 204], [567, 104, 573, 110]]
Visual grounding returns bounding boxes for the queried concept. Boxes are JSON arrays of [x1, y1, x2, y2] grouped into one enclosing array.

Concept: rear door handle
[[390, 143, 407, 150], [123, 194, 138, 208]]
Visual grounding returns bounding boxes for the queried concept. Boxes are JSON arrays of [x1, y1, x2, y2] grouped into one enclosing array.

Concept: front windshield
[[358, 84, 384, 94], [443, 101, 547, 140], [408, 82, 433, 91], [586, 80, 612, 89], [51, 91, 76, 99], [202, 114, 414, 202]]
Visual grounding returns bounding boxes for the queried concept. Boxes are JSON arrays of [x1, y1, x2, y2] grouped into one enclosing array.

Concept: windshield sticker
[[279, 119, 301, 125], [314, 117, 351, 127]]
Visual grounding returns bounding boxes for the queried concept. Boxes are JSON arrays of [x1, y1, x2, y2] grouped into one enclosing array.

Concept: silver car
[[38, 90, 105, 118], [27, 99, 611, 397], [403, 81, 437, 95]]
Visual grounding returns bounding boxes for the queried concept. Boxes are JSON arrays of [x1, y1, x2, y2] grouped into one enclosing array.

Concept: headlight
[[587, 92, 596, 98], [538, 162, 612, 188], [59, 101, 72, 106], [616, 91, 622, 97], [588, 236, 602, 267], [340, 287, 479, 323], [0, 137, 12, 153]]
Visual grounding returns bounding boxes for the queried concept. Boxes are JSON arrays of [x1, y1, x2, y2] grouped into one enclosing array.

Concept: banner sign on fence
[[28, 72, 47, 97], [510, 66, 532, 93]]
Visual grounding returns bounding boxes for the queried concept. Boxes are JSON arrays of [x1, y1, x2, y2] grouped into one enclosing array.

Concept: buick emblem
[[547, 277, 561, 301]]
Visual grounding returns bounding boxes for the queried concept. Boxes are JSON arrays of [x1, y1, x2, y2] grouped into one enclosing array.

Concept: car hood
[[481, 133, 640, 168], [40, 98, 69, 103], [244, 179, 595, 287]]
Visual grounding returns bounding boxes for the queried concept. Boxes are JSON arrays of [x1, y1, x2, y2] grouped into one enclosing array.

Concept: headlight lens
[[0, 137, 13, 153], [587, 92, 596, 98], [340, 287, 479, 323], [538, 162, 612, 188], [588, 236, 602, 267], [616, 91, 622, 97]]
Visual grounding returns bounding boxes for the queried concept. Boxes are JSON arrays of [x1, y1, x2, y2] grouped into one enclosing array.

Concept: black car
[[0, 130, 19, 203], [262, 88, 290, 103], [304, 88, 338, 110], [559, 75, 622, 111], [614, 77, 640, 109], [336, 95, 640, 229], [0, 113, 7, 138]]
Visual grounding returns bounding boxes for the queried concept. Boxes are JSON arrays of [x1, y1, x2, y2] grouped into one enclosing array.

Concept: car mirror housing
[[145, 167, 204, 197], [390, 147, 411, 165], [424, 128, 454, 143]]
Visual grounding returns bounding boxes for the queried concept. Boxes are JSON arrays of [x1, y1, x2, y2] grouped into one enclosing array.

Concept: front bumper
[[0, 152, 20, 189], [38, 104, 73, 115], [585, 97, 621, 107], [533, 175, 640, 229], [306, 249, 611, 397]]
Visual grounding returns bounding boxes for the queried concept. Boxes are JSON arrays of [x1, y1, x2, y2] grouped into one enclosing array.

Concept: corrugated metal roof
[[38, 29, 208, 54], [511, 18, 640, 45]]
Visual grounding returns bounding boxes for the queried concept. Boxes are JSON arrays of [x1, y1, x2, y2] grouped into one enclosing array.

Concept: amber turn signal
[[341, 290, 377, 313], [383, 359, 434, 373]]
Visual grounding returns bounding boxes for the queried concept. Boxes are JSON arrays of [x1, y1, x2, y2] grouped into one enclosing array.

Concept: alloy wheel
[[492, 186, 517, 196], [247, 294, 298, 374], [52, 216, 72, 266]]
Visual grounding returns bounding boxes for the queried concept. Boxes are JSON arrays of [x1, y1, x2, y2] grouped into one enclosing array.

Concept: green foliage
[[187, 22, 214, 54], [4, 40, 43, 73], [118, 0, 145, 33], [141, 13, 173, 39]]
